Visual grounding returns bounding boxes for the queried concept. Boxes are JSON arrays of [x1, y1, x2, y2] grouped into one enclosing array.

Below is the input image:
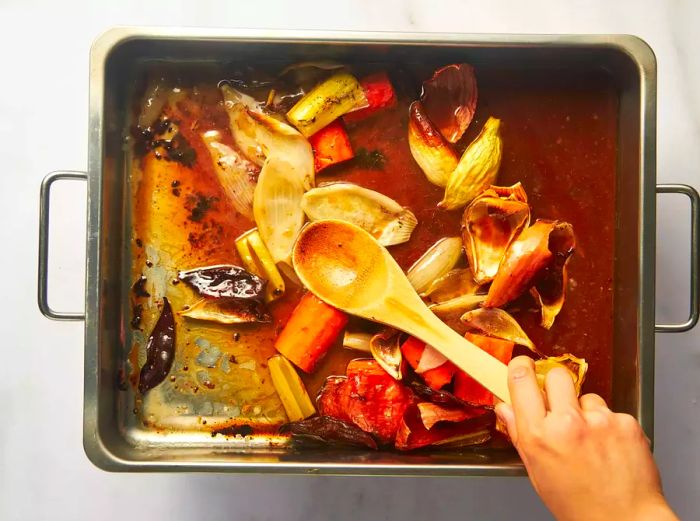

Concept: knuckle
[[615, 413, 643, 437], [549, 410, 585, 440], [584, 409, 612, 430]]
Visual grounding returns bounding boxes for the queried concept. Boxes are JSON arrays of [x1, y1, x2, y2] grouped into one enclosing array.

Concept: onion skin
[[421, 63, 478, 144], [462, 183, 530, 284], [484, 220, 575, 313], [484, 220, 557, 308]]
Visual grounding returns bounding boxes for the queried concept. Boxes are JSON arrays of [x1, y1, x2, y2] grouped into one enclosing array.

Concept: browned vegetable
[[408, 101, 459, 187], [369, 328, 403, 380], [395, 403, 491, 451], [280, 416, 378, 450], [485, 220, 575, 311], [138, 298, 176, 393], [420, 64, 478, 143], [178, 264, 267, 301], [462, 183, 530, 284]]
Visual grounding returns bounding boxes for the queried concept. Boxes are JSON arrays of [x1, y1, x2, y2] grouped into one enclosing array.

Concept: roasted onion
[[485, 220, 575, 319], [462, 183, 530, 284]]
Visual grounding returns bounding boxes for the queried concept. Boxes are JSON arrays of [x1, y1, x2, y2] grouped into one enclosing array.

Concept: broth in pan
[[127, 61, 616, 450]]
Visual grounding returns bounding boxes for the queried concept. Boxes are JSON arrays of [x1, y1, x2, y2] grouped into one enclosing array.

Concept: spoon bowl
[[293, 219, 511, 403]]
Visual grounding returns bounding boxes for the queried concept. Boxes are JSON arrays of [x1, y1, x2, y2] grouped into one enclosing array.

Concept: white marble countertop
[[2, 1, 699, 519]]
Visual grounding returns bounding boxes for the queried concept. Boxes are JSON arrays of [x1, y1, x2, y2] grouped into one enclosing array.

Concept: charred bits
[[186, 193, 217, 222]]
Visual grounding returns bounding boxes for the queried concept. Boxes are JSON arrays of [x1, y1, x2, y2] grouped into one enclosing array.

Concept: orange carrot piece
[[401, 336, 457, 391], [274, 292, 349, 373], [453, 333, 515, 407], [308, 120, 354, 172]]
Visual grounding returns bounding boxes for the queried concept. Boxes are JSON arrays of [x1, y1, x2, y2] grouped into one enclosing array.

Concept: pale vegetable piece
[[221, 84, 314, 191], [202, 130, 259, 221], [415, 345, 448, 374], [460, 307, 537, 353], [301, 183, 418, 246], [462, 183, 530, 284], [286, 72, 368, 137], [421, 268, 479, 303], [420, 64, 478, 144], [342, 331, 373, 353], [253, 156, 307, 266], [268, 354, 317, 422], [534, 354, 588, 395], [428, 293, 486, 318], [406, 237, 463, 294], [179, 298, 271, 324], [370, 328, 403, 380], [439, 117, 503, 210], [235, 228, 286, 302], [408, 101, 459, 187]]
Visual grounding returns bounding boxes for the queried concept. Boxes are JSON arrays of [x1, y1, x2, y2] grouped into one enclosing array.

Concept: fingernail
[[511, 366, 528, 379]]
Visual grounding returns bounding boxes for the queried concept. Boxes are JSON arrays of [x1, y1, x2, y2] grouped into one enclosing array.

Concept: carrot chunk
[[274, 292, 349, 373], [308, 120, 354, 172], [453, 333, 515, 407]]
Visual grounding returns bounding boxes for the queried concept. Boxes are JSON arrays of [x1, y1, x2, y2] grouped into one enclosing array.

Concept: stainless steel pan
[[38, 28, 699, 475]]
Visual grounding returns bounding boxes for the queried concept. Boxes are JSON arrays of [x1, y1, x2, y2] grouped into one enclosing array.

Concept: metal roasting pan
[[38, 28, 699, 475]]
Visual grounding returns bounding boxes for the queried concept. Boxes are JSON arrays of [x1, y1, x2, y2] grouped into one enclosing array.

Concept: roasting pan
[[38, 28, 699, 475]]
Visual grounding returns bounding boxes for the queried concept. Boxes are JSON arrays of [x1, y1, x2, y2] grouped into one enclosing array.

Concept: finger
[[495, 402, 518, 445], [579, 393, 609, 411], [508, 356, 546, 433], [544, 367, 580, 412]]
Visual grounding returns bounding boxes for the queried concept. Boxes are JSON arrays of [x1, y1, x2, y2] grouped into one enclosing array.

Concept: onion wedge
[[253, 156, 307, 266], [408, 101, 459, 187], [406, 237, 463, 294], [439, 117, 503, 210], [421, 268, 480, 303], [301, 182, 418, 246], [221, 84, 314, 191], [460, 307, 537, 353], [485, 220, 575, 310], [202, 130, 259, 221], [462, 183, 530, 284], [421, 64, 478, 144]]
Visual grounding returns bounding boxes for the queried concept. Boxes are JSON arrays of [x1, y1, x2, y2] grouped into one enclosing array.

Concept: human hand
[[495, 356, 678, 521]]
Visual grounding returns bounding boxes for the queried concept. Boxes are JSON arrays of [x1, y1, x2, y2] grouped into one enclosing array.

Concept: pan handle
[[655, 184, 699, 333], [38, 170, 88, 321]]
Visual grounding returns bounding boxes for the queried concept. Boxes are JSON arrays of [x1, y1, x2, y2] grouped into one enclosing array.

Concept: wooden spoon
[[293, 220, 511, 404]]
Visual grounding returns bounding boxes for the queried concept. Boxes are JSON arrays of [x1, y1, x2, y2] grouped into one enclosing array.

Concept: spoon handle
[[388, 297, 511, 404]]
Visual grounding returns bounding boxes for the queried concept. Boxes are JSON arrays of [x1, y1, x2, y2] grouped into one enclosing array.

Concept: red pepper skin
[[308, 120, 354, 172], [317, 359, 414, 443], [344, 72, 397, 123]]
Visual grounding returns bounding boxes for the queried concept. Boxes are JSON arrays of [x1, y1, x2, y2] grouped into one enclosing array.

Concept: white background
[[2, 1, 699, 519]]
